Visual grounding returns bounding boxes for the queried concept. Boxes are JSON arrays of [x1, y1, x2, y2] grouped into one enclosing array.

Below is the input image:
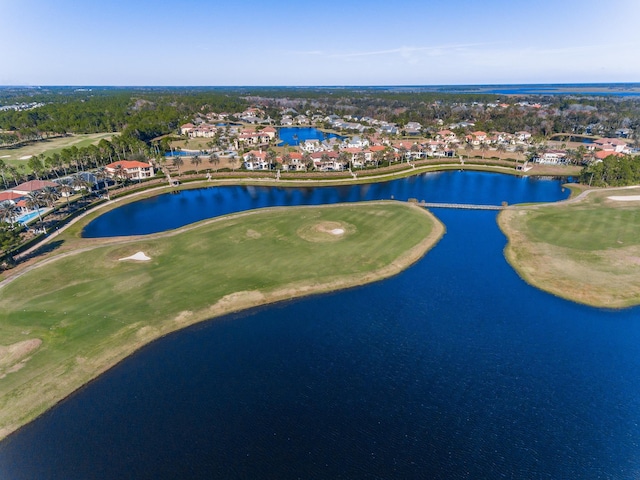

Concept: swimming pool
[[17, 209, 46, 225]]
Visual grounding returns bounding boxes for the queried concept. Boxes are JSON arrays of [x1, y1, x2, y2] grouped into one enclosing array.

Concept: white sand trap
[[330, 228, 345, 235], [0, 155, 10, 158], [607, 195, 640, 202], [19, 155, 32, 160], [119, 251, 151, 261]]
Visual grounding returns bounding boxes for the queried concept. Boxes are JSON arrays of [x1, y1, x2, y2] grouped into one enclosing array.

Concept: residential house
[[536, 151, 567, 165], [180, 123, 195, 135], [105, 160, 155, 180], [11, 180, 58, 195], [437, 130, 458, 142], [466, 131, 488, 146], [593, 138, 628, 154], [300, 139, 322, 153], [280, 152, 306, 171], [242, 150, 272, 171]]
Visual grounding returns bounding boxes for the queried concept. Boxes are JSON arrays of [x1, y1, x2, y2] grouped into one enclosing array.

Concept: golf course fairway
[[499, 187, 640, 308], [0, 201, 444, 440]]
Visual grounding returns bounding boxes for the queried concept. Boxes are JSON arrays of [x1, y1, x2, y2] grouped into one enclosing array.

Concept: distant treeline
[[0, 89, 247, 142]]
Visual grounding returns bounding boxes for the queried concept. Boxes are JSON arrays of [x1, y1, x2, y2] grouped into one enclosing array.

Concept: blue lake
[[83, 171, 571, 237], [2, 171, 640, 479], [278, 127, 343, 146]]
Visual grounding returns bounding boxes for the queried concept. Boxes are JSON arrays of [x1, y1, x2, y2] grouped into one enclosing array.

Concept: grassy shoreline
[[0, 201, 444, 440], [499, 186, 640, 308]]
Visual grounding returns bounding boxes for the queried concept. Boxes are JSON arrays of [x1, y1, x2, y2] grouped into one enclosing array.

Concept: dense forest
[[2, 87, 640, 145]]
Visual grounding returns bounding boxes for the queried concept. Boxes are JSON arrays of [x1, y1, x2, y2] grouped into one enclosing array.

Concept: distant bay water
[[4, 172, 640, 479]]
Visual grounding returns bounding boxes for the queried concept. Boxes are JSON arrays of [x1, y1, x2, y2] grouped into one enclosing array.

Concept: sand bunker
[[0, 155, 10, 158], [297, 221, 355, 242], [19, 155, 32, 160], [607, 195, 640, 202], [119, 251, 151, 261]]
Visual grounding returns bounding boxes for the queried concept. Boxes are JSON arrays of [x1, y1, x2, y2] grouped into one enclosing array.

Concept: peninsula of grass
[[499, 187, 640, 308], [0, 201, 444, 440]]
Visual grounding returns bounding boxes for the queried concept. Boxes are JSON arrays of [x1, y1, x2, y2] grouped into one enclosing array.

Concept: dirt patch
[[0, 339, 42, 379], [297, 221, 356, 243], [246, 229, 261, 239]]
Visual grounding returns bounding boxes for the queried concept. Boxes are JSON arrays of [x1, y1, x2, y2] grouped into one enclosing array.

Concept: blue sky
[[1, 0, 639, 86]]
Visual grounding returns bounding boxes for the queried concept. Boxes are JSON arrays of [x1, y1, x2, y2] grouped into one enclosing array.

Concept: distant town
[[0, 87, 639, 265]]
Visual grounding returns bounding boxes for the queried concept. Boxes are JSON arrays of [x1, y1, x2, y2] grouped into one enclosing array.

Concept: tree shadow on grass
[[19, 240, 65, 264]]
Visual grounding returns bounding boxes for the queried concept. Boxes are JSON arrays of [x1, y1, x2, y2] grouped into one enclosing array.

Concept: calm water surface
[[83, 171, 570, 237], [278, 127, 343, 146], [2, 172, 639, 479]]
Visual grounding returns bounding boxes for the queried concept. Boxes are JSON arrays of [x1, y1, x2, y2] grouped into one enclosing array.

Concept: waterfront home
[[536, 151, 567, 165], [11, 180, 58, 195], [346, 136, 369, 149], [260, 126, 277, 140], [300, 139, 322, 153], [593, 138, 628, 154], [466, 131, 488, 146], [242, 150, 272, 171], [105, 160, 154, 180], [280, 152, 306, 171], [310, 151, 343, 171], [237, 130, 272, 146]]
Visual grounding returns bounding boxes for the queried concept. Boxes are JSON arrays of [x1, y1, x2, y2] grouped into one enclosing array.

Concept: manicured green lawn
[[0, 202, 442, 438], [524, 207, 640, 250], [499, 188, 640, 308], [0, 133, 115, 168]]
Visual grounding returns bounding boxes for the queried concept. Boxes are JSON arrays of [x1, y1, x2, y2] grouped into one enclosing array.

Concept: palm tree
[[190, 155, 202, 173], [25, 192, 46, 233], [373, 150, 385, 168], [398, 146, 408, 163], [40, 186, 60, 208], [208, 153, 220, 172], [58, 180, 73, 207], [464, 142, 474, 159], [172, 156, 184, 176], [94, 167, 111, 200], [265, 150, 277, 171], [228, 155, 238, 171], [0, 201, 20, 227], [479, 143, 489, 160]]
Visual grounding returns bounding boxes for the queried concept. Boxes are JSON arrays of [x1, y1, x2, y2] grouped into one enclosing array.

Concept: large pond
[[83, 171, 570, 237], [3, 172, 640, 479], [278, 127, 343, 146]]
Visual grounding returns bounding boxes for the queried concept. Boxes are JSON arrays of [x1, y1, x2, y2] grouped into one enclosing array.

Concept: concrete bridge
[[415, 201, 505, 211]]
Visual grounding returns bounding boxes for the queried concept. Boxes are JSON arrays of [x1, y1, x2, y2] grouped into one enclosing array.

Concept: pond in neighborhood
[[4, 171, 640, 479], [278, 127, 344, 146], [82, 170, 570, 237]]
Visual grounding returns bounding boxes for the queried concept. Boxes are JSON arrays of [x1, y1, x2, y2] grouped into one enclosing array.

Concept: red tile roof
[[106, 160, 152, 169], [0, 191, 23, 202], [13, 180, 58, 192]]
